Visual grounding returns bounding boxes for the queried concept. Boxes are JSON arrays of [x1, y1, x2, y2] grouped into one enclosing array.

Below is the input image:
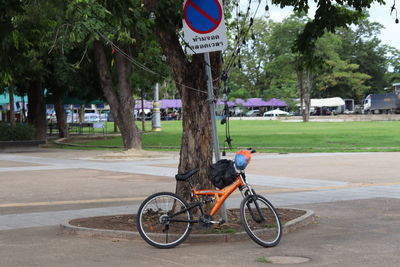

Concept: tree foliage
[[271, 0, 385, 62], [226, 10, 395, 104]]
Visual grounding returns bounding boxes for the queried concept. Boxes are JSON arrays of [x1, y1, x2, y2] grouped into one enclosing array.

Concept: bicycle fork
[[239, 174, 266, 224]]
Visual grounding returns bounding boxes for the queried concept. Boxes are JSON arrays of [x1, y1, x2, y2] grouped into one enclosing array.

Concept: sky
[[240, 1, 400, 50]]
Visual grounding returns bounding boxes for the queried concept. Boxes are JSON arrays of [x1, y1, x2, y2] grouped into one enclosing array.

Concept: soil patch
[[69, 208, 305, 234]]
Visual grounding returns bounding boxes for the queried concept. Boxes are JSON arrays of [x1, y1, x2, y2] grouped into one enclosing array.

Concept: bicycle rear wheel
[[136, 192, 193, 249], [240, 194, 282, 247]]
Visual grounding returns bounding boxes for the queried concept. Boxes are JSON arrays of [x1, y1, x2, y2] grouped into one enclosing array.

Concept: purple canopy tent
[[147, 98, 286, 109], [235, 98, 269, 107], [159, 99, 182, 109], [264, 98, 288, 107], [244, 98, 270, 107], [134, 100, 153, 109]]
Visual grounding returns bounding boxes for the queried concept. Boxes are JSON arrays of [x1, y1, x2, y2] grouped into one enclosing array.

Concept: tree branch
[[143, 0, 189, 91]]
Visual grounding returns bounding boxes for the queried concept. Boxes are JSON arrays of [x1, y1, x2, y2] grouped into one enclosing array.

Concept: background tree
[[265, 16, 307, 103], [0, 0, 23, 127], [46, 46, 103, 138], [224, 19, 271, 98], [1, 0, 62, 139], [313, 32, 372, 102], [337, 17, 391, 95], [385, 47, 400, 84], [226, 2, 392, 114], [66, 0, 163, 150], [271, 0, 385, 119]]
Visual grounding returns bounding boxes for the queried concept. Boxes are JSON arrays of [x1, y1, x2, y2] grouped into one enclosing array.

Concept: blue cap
[[234, 154, 248, 170]]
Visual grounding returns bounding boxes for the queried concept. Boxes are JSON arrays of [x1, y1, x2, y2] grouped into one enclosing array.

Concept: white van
[[245, 110, 260, 117], [84, 109, 100, 122]]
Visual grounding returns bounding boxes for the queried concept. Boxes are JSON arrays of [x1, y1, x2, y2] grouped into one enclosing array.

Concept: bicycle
[[136, 149, 282, 249]]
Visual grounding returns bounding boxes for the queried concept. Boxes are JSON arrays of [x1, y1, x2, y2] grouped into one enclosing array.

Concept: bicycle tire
[[136, 192, 193, 249], [240, 194, 282, 247]]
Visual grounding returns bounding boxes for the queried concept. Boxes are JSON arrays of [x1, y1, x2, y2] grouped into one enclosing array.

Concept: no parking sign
[[182, 0, 228, 54]]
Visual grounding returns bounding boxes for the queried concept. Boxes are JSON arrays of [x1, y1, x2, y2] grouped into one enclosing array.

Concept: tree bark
[[297, 69, 312, 122], [176, 54, 215, 200], [93, 40, 141, 150], [304, 69, 312, 121], [9, 86, 16, 127], [78, 105, 84, 123], [21, 92, 26, 123], [27, 80, 47, 140], [54, 93, 68, 138]]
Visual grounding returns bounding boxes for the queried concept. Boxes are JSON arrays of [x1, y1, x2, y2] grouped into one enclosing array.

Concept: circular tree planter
[[60, 208, 317, 243]]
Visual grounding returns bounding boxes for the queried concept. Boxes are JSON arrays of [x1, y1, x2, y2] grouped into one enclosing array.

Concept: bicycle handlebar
[[247, 148, 256, 154]]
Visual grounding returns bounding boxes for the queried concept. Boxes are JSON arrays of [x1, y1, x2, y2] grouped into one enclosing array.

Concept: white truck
[[363, 93, 400, 114]]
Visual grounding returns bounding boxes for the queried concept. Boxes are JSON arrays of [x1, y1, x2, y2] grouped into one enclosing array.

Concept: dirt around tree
[[69, 208, 306, 234]]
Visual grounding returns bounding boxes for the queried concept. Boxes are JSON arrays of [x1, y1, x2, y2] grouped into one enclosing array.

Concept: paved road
[[1, 149, 400, 266]]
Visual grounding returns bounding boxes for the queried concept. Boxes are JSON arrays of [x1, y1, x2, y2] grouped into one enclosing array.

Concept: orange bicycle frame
[[192, 175, 244, 216]]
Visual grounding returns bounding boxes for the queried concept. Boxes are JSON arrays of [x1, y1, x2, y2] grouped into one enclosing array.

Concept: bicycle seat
[[175, 168, 199, 181]]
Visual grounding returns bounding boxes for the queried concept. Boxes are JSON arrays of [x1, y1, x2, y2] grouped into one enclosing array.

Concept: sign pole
[[204, 52, 228, 222], [152, 83, 161, 131]]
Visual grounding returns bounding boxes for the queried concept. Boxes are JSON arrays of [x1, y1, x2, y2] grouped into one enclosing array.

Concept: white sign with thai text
[[182, 0, 228, 54]]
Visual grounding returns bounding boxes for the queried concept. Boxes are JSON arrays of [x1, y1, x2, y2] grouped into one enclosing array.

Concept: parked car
[[84, 113, 100, 122], [245, 110, 260, 117]]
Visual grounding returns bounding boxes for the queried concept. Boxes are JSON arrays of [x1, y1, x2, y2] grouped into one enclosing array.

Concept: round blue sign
[[184, 0, 222, 34]]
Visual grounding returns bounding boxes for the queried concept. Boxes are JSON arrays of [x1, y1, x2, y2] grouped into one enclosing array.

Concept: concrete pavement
[[1, 198, 399, 266], [1, 149, 400, 266]]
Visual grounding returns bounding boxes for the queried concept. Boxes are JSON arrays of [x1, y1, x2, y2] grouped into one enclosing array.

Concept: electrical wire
[[95, 29, 209, 95], [391, 0, 399, 23], [223, 0, 262, 77], [220, 0, 265, 155]]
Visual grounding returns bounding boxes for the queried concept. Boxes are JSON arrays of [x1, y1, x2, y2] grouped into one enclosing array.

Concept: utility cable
[[95, 29, 209, 95], [223, 0, 262, 77]]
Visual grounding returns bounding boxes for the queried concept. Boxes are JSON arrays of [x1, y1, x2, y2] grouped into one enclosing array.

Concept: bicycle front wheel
[[240, 194, 282, 247], [136, 192, 193, 249]]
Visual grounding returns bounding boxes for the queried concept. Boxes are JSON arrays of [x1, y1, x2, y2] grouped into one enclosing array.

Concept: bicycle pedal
[[218, 219, 226, 226]]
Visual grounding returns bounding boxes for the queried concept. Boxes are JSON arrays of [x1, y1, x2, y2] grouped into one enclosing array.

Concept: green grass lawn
[[62, 120, 400, 153]]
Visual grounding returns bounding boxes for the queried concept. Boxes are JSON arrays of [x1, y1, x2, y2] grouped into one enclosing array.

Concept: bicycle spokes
[[241, 195, 282, 247], [137, 192, 193, 248]]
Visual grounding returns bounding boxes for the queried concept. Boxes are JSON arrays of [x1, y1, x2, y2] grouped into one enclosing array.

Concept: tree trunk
[[297, 69, 312, 122], [27, 80, 47, 140], [143, 1, 220, 201], [173, 55, 215, 199], [304, 69, 312, 121], [21, 93, 26, 122], [54, 93, 68, 138], [79, 105, 84, 123], [9, 86, 15, 127], [93, 40, 141, 150]]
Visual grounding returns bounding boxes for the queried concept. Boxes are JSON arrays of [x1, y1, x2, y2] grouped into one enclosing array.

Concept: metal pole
[[140, 88, 145, 132], [204, 52, 227, 221], [152, 83, 161, 131]]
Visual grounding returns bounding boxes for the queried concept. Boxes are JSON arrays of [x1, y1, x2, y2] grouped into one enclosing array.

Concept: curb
[[0, 140, 46, 152], [59, 208, 317, 243]]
